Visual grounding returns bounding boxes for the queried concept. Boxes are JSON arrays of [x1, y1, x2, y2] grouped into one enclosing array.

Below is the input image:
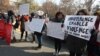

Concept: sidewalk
[[0, 29, 69, 56]]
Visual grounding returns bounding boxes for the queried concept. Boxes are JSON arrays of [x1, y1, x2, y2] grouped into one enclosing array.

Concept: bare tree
[[59, 0, 78, 15], [84, 0, 93, 11], [41, 1, 58, 19]]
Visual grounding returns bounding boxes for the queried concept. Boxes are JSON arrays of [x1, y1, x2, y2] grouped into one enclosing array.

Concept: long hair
[[8, 10, 14, 16], [94, 10, 100, 16], [55, 11, 65, 19], [76, 9, 89, 15]]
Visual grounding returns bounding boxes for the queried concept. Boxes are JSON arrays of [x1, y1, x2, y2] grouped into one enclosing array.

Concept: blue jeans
[[34, 32, 42, 47]]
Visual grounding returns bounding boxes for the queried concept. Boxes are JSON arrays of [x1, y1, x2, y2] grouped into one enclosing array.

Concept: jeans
[[34, 32, 42, 47]]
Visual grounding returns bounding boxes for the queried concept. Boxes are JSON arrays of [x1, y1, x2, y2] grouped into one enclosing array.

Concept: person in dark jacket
[[66, 9, 89, 56], [0, 13, 6, 20], [29, 12, 35, 42], [12, 15, 20, 42], [13, 15, 20, 29], [34, 15, 47, 49], [19, 15, 28, 41], [87, 10, 100, 56], [51, 11, 65, 56], [7, 10, 15, 23]]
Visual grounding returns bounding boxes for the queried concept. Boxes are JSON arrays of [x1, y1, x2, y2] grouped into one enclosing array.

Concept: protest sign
[[64, 15, 97, 41], [28, 18, 45, 33], [19, 4, 29, 15], [47, 22, 65, 40]]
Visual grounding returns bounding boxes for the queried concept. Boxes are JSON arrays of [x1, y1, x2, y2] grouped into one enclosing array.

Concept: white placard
[[47, 22, 65, 40], [19, 4, 29, 15], [25, 21, 30, 31], [28, 18, 45, 33], [64, 15, 97, 41]]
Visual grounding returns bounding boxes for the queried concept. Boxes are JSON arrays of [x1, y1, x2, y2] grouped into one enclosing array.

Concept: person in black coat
[[51, 11, 65, 56], [19, 15, 28, 41], [66, 9, 89, 56], [7, 10, 15, 23], [87, 10, 100, 56]]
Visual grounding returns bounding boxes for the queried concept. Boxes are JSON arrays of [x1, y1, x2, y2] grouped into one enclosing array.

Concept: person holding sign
[[34, 14, 47, 49], [87, 10, 100, 56], [66, 9, 89, 56], [12, 15, 20, 42], [19, 15, 29, 41], [50, 11, 65, 56], [29, 12, 36, 42]]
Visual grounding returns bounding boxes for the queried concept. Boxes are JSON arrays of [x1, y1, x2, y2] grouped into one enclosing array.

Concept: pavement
[[0, 29, 69, 56]]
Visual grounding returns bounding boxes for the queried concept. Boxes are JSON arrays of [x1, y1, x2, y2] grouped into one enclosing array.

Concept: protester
[[87, 9, 100, 56], [66, 9, 89, 56], [11, 15, 20, 42], [15, 15, 20, 29], [30, 12, 35, 22], [0, 13, 6, 20], [50, 11, 65, 56], [33, 14, 47, 49], [7, 10, 18, 42], [19, 15, 28, 41], [7, 10, 15, 23], [29, 12, 35, 42]]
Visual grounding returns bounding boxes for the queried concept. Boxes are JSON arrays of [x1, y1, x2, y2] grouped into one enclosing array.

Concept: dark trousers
[[87, 44, 100, 56], [69, 51, 82, 56], [34, 32, 42, 47], [31, 33, 35, 42], [20, 30, 28, 40], [54, 39, 62, 52]]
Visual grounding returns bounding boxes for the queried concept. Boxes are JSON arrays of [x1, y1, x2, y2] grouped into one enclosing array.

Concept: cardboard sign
[[47, 22, 65, 40], [28, 18, 45, 33], [19, 4, 29, 15], [64, 15, 97, 41]]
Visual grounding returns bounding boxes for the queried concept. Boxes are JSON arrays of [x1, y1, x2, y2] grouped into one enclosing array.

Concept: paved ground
[[0, 29, 69, 56]]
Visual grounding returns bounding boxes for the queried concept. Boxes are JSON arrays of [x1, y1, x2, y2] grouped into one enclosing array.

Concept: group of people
[[48, 9, 100, 56], [12, 12, 47, 49], [0, 8, 100, 56], [66, 9, 100, 56]]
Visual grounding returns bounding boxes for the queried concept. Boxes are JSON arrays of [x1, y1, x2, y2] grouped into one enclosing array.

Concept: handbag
[[14, 20, 19, 29]]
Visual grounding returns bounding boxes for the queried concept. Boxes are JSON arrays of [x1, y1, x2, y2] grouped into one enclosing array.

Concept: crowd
[[0, 8, 100, 56]]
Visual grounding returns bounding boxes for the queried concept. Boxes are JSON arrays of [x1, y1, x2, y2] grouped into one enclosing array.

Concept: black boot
[[11, 37, 17, 43]]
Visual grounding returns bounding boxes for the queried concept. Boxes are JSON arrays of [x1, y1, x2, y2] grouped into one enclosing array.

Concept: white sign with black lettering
[[64, 15, 97, 41]]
